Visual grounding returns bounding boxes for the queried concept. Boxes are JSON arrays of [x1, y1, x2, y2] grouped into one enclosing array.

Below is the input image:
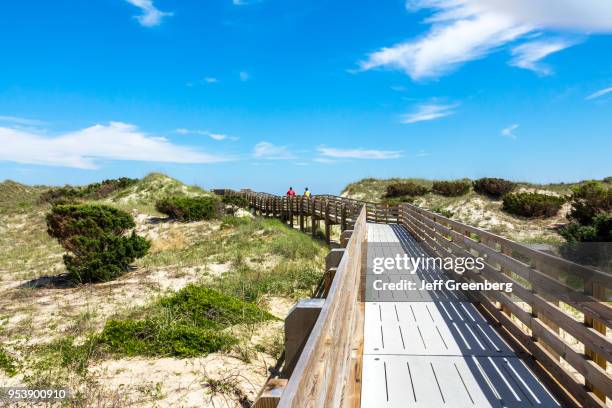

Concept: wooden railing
[[278, 206, 367, 407], [399, 203, 611, 408], [219, 188, 611, 408]]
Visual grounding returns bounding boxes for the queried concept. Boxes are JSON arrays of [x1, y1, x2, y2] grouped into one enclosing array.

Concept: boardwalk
[[361, 223, 561, 408], [232, 190, 611, 408]]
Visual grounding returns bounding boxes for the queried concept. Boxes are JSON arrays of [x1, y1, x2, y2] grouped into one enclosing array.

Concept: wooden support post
[[340, 205, 347, 232], [311, 202, 317, 238], [299, 197, 305, 232], [253, 378, 287, 408], [323, 267, 337, 297], [288, 197, 293, 228], [324, 201, 331, 244], [584, 279, 607, 402], [283, 298, 324, 377], [340, 229, 353, 248]]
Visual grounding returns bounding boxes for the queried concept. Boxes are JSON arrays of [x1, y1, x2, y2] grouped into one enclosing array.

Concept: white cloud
[[360, 0, 612, 80], [313, 157, 338, 164], [0, 115, 46, 127], [125, 0, 173, 27], [204, 77, 218, 83], [239, 71, 250, 81], [0, 122, 229, 169], [586, 86, 612, 100], [501, 123, 519, 139], [509, 39, 574, 75], [253, 142, 295, 160], [415, 150, 430, 157], [400, 103, 457, 124], [175, 128, 238, 141], [317, 147, 402, 160]]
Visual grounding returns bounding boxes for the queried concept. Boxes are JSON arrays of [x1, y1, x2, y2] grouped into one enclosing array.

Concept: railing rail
[[399, 203, 611, 408], [278, 206, 367, 407]]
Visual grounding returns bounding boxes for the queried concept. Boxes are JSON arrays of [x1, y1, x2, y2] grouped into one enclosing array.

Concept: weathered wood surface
[[277, 207, 367, 408]]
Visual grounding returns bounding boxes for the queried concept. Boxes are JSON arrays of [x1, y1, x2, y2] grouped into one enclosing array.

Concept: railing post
[[324, 201, 331, 244], [341, 205, 347, 232], [299, 197, 305, 232], [311, 198, 317, 238], [288, 197, 294, 228]]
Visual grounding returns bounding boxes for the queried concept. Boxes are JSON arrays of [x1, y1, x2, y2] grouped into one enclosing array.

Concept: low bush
[[559, 182, 611, 266], [221, 195, 249, 208], [155, 196, 220, 221], [46, 204, 150, 283], [432, 180, 470, 197], [473, 178, 516, 198], [0, 347, 17, 377], [385, 182, 429, 198], [39, 177, 138, 203], [566, 182, 612, 225], [431, 206, 454, 218], [98, 285, 273, 357], [502, 193, 565, 218]]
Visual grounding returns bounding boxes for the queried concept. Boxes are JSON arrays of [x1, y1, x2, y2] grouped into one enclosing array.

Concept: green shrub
[[566, 182, 612, 225], [473, 178, 516, 198], [221, 195, 249, 208], [559, 182, 611, 266], [99, 319, 235, 358], [385, 182, 429, 198], [155, 196, 220, 221], [46, 204, 150, 283], [0, 347, 17, 377], [62, 233, 150, 283], [46, 204, 135, 244], [98, 286, 273, 358], [502, 193, 565, 218], [431, 206, 454, 218], [432, 180, 470, 197], [39, 177, 138, 203], [603, 177, 612, 184]]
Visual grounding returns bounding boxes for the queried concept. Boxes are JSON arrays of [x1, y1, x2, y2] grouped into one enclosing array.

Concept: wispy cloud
[[509, 39, 575, 75], [360, 0, 612, 80], [175, 128, 238, 141], [125, 0, 173, 27], [501, 123, 519, 139], [415, 150, 430, 157], [586, 86, 612, 100], [253, 142, 295, 160], [0, 115, 46, 127], [400, 103, 457, 124], [317, 147, 402, 160], [0, 122, 230, 169], [239, 71, 250, 81], [204, 77, 218, 83]]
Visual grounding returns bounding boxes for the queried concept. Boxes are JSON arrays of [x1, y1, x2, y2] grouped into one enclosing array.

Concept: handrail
[[399, 203, 611, 408], [278, 206, 367, 407]]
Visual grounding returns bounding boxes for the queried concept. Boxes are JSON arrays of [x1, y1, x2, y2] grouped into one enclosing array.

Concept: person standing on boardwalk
[[303, 187, 311, 198], [286, 187, 296, 197]]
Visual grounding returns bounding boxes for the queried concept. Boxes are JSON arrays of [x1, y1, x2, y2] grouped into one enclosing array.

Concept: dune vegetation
[[0, 173, 327, 407]]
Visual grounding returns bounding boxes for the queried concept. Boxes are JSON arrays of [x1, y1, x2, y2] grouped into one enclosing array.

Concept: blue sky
[[1, 0, 611, 194]]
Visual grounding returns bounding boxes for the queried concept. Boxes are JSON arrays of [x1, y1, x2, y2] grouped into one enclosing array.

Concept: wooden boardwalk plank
[[361, 223, 561, 408]]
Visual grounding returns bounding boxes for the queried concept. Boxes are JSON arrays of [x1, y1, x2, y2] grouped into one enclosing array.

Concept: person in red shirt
[[286, 187, 296, 196]]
